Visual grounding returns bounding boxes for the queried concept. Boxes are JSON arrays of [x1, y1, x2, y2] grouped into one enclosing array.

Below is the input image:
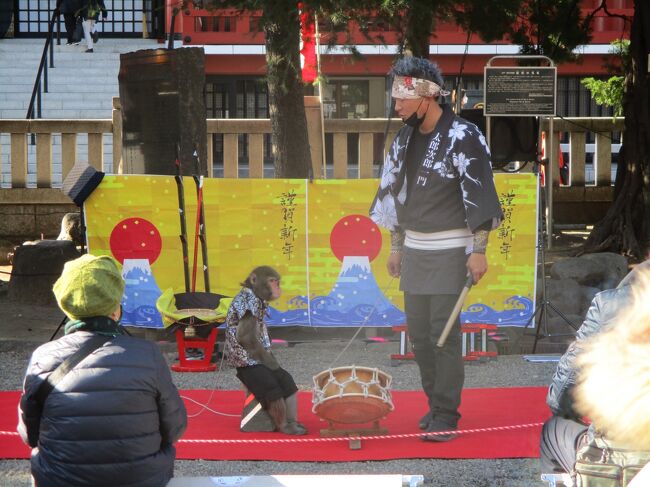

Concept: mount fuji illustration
[[121, 258, 164, 328], [267, 256, 405, 326]]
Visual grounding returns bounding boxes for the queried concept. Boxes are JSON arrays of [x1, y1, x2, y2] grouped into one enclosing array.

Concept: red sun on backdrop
[[109, 218, 162, 264], [330, 214, 382, 262]]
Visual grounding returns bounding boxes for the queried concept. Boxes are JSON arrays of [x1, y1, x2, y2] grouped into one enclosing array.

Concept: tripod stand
[[525, 157, 579, 353]]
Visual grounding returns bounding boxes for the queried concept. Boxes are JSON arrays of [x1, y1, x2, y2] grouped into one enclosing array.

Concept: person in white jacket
[[79, 0, 107, 53]]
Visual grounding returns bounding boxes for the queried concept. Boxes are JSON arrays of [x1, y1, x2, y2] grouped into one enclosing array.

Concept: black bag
[[574, 435, 650, 486], [73, 17, 84, 43]]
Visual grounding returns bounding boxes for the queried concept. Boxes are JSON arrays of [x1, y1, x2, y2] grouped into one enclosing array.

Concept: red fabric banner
[[299, 3, 318, 83]]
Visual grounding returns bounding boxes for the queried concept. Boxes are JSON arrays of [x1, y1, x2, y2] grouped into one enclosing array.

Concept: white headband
[[391, 75, 450, 99]]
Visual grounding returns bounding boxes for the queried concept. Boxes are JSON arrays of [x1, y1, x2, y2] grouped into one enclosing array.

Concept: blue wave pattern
[[117, 254, 533, 328], [461, 295, 534, 327], [269, 294, 533, 327], [121, 264, 164, 328]]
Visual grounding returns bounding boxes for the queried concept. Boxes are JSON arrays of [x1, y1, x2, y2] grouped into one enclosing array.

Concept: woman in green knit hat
[[18, 254, 187, 487]]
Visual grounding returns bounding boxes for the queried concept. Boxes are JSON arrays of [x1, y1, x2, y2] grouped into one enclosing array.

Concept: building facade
[[4, 0, 633, 168]]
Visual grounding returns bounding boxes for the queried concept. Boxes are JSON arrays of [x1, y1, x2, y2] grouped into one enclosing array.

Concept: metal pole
[[44, 61, 48, 93], [50, 32, 54, 67], [56, 12, 61, 45], [37, 81, 42, 118]]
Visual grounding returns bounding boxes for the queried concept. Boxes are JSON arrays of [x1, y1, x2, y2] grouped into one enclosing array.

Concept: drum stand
[[320, 422, 388, 441], [321, 423, 388, 450]]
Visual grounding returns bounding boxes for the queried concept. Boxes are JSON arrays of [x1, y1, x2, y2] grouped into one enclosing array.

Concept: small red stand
[[461, 323, 498, 362], [390, 323, 498, 365], [390, 325, 415, 365], [171, 327, 218, 372]]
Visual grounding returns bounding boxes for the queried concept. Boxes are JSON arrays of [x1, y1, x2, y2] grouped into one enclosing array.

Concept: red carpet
[[0, 387, 550, 461]]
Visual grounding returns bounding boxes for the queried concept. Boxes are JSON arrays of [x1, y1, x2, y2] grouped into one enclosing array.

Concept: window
[[205, 78, 273, 174], [321, 80, 369, 119]]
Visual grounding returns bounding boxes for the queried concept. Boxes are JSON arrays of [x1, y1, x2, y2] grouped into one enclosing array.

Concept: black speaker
[[460, 109, 539, 164], [118, 48, 208, 176], [61, 161, 105, 207], [0, 2, 11, 39]]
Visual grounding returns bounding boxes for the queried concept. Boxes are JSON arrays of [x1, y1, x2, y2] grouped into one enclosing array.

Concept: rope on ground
[[175, 421, 545, 444], [181, 394, 239, 418], [180, 353, 241, 420], [0, 421, 544, 443]]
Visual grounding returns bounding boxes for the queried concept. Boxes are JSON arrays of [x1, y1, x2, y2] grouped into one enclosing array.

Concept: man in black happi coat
[[370, 57, 502, 441]]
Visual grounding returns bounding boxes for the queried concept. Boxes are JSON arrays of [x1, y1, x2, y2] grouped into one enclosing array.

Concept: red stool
[[171, 325, 219, 372]]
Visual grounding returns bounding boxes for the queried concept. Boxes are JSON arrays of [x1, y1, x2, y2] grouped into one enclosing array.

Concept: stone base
[[7, 240, 80, 305]]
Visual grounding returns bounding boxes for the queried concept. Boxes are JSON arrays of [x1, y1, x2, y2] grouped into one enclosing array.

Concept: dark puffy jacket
[[80, 0, 106, 20], [57, 0, 83, 15], [18, 331, 187, 487], [546, 286, 631, 418]]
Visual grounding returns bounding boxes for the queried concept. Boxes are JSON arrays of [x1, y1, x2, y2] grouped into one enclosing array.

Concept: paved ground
[[0, 289, 560, 487]]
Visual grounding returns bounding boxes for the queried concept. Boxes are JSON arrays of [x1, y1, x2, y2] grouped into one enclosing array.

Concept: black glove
[[101, 10, 108, 19]]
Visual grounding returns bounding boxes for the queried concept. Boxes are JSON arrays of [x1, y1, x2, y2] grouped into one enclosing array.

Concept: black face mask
[[403, 99, 426, 128]]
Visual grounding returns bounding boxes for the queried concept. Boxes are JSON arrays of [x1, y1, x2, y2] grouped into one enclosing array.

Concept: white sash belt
[[405, 228, 473, 251]]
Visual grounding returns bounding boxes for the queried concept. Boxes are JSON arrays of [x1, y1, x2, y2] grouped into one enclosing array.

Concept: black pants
[[63, 13, 76, 43], [404, 292, 464, 426], [540, 415, 589, 474], [236, 365, 298, 408]]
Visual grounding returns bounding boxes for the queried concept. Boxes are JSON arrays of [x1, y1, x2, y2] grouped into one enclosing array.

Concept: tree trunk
[[264, 4, 312, 178], [403, 1, 434, 58], [584, 1, 650, 260]]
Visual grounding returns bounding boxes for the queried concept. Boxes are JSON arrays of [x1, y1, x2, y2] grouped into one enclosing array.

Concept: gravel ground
[[0, 323, 559, 487]]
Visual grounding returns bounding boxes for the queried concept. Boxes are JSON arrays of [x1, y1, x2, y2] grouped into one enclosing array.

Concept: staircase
[[0, 37, 159, 186]]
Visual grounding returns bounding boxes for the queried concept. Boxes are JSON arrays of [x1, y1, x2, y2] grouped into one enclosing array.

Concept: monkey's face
[[249, 267, 282, 302], [267, 277, 281, 301]]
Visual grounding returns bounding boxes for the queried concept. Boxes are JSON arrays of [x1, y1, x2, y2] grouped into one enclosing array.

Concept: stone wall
[[539, 252, 630, 338]]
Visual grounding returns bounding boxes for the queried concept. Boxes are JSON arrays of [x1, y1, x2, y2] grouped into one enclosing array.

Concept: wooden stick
[[174, 173, 190, 293], [437, 274, 474, 348], [191, 176, 204, 293]]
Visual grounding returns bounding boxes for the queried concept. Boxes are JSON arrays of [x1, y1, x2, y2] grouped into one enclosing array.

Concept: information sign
[[484, 67, 556, 116]]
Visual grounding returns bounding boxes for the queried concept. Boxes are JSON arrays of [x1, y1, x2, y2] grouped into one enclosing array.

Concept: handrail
[[26, 12, 58, 121]]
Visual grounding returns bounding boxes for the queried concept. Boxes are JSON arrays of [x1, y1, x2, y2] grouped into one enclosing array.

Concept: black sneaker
[[422, 419, 458, 442], [92, 31, 99, 43], [85, 48, 93, 53], [418, 411, 433, 430]]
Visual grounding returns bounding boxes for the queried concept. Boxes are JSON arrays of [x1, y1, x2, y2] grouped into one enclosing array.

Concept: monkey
[[236, 266, 281, 369], [225, 266, 307, 435]]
